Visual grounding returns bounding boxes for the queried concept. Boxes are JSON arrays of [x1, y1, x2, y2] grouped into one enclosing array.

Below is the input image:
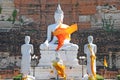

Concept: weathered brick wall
[[2, 0, 117, 56], [5, 27, 119, 56], [14, 0, 120, 28]]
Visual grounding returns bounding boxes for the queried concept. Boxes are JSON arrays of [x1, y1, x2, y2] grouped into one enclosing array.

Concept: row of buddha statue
[[20, 4, 97, 80]]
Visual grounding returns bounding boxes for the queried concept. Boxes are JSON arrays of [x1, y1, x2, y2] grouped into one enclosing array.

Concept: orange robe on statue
[[52, 61, 66, 79], [53, 24, 78, 51], [88, 44, 96, 80]]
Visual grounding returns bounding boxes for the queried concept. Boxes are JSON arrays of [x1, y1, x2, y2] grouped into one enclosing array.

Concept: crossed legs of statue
[[40, 43, 78, 50]]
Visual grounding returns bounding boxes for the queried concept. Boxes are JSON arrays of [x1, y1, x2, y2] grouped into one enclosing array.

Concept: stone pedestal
[[30, 65, 87, 80], [34, 49, 84, 79], [38, 50, 79, 67]]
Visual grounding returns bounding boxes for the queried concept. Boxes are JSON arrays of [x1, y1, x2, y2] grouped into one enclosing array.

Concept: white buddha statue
[[40, 4, 78, 51], [84, 36, 97, 80], [21, 36, 35, 79]]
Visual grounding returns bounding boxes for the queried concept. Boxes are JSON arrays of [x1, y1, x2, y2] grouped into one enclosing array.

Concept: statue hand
[[45, 43, 49, 47], [44, 41, 49, 47], [40, 41, 49, 50]]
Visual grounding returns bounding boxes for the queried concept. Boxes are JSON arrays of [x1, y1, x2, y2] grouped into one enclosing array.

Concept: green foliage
[[20, 17, 24, 23], [102, 18, 114, 32], [13, 74, 22, 80], [0, 6, 2, 14], [12, 17, 16, 24], [12, 9, 17, 18], [116, 75, 120, 80], [12, 9, 17, 24], [96, 74, 104, 80]]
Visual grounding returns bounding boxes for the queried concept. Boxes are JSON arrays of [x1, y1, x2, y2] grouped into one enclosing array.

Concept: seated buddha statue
[[40, 4, 78, 51]]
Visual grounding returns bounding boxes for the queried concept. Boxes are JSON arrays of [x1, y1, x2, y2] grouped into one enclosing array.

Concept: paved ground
[[0, 79, 116, 80]]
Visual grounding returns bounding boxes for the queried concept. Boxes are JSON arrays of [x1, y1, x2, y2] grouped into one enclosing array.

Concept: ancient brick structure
[[0, 0, 119, 58], [0, 0, 120, 79], [13, 0, 120, 52]]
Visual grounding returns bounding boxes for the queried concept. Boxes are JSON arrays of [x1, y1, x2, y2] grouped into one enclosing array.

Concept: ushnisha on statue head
[[54, 4, 64, 24]]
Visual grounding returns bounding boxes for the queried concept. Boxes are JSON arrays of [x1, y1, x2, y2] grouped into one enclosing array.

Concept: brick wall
[[14, 0, 120, 28], [12, 0, 120, 54]]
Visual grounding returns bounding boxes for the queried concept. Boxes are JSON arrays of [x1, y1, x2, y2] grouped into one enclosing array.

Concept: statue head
[[88, 35, 93, 44], [54, 4, 64, 24], [25, 36, 30, 44]]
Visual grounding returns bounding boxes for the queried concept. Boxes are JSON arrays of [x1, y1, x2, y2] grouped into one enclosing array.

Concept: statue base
[[38, 50, 79, 67], [30, 65, 86, 80], [32, 50, 86, 79]]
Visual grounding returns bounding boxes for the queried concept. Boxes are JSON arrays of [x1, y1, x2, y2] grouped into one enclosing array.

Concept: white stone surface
[[38, 50, 79, 67], [37, 49, 81, 79], [21, 36, 34, 76], [30, 65, 87, 80]]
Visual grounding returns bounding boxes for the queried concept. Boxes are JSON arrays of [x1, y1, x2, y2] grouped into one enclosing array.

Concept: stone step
[[30, 65, 87, 80]]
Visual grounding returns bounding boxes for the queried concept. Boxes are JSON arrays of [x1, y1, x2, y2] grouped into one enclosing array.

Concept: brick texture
[[11, 0, 120, 55]]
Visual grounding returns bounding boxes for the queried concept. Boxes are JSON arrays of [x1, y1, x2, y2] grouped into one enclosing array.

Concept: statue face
[[54, 13, 64, 23], [25, 36, 30, 44], [88, 36, 93, 43]]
